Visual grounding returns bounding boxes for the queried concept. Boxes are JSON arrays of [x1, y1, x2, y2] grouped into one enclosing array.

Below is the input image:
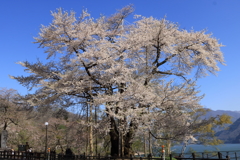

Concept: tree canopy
[[12, 5, 225, 157]]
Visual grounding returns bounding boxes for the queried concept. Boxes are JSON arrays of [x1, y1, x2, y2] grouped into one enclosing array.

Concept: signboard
[[18, 145, 26, 152]]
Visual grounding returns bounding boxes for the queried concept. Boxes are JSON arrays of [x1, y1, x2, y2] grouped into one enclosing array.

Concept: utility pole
[[148, 107, 151, 156], [149, 130, 151, 155], [45, 122, 48, 160], [89, 103, 93, 156], [86, 103, 88, 155], [95, 105, 98, 156], [144, 133, 146, 157], [89, 81, 93, 156], [118, 119, 123, 157]]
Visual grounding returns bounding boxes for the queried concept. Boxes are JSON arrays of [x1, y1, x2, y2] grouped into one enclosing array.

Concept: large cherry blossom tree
[[12, 5, 225, 156]]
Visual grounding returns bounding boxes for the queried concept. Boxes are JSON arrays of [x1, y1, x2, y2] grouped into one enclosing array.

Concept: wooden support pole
[[218, 152, 222, 159], [170, 154, 172, 160], [192, 153, 195, 160]]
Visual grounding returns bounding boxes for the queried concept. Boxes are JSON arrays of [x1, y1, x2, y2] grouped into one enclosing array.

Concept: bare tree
[[0, 88, 23, 130]]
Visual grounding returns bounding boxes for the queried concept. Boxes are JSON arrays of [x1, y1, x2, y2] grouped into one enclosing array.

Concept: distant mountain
[[216, 117, 240, 143], [204, 109, 240, 123], [199, 109, 240, 144]]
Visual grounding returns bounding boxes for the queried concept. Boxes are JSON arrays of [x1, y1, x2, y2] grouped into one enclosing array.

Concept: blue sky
[[1, 0, 239, 111]]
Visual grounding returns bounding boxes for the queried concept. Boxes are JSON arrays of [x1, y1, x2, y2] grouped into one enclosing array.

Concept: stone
[[1, 130, 8, 149]]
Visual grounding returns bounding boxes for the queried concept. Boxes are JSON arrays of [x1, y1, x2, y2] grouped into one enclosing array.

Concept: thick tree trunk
[[109, 117, 119, 157], [123, 131, 134, 156], [110, 132, 119, 157], [123, 121, 137, 157], [108, 116, 138, 157]]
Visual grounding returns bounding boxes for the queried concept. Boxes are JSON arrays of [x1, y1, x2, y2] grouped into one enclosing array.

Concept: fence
[[0, 151, 162, 160], [173, 152, 230, 160], [0, 151, 233, 160], [172, 151, 240, 160], [0, 151, 48, 160]]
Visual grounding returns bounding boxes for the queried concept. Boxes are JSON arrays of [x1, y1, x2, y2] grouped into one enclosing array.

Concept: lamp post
[[45, 122, 48, 160]]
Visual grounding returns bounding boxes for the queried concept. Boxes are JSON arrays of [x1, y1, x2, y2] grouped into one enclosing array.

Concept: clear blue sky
[[1, 0, 239, 111]]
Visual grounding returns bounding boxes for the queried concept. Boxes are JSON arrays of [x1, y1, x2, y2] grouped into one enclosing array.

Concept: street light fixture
[[45, 122, 48, 160]]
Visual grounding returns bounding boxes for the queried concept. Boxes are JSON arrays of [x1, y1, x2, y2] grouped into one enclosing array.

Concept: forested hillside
[[0, 88, 108, 154], [216, 118, 240, 143]]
